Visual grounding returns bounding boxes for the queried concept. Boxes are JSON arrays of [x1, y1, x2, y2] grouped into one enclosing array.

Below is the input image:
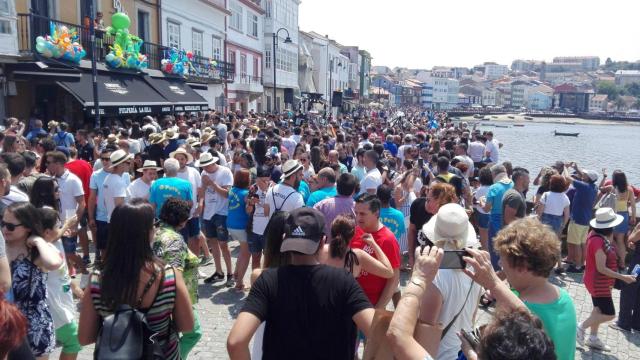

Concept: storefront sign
[[168, 85, 186, 96], [174, 105, 208, 112], [104, 82, 128, 95], [88, 105, 168, 116]]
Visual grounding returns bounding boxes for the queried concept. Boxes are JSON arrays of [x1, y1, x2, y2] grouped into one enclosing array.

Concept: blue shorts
[[615, 211, 629, 234], [488, 213, 503, 271], [203, 215, 229, 241], [541, 213, 563, 233], [248, 232, 265, 254], [96, 220, 109, 251], [61, 236, 78, 254], [180, 217, 201, 240], [476, 211, 490, 229]]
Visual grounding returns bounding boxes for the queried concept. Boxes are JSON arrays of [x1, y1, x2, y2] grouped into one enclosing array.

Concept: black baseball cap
[[280, 208, 325, 255]]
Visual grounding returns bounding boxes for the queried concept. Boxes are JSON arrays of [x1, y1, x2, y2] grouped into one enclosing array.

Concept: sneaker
[[576, 326, 585, 347], [566, 265, 584, 273], [585, 336, 611, 351], [609, 322, 631, 332], [225, 275, 235, 288], [204, 272, 225, 284], [199, 256, 213, 266], [198, 270, 208, 279]]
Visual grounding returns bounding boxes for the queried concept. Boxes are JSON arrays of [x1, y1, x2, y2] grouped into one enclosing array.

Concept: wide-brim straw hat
[[109, 149, 133, 168], [590, 207, 624, 229], [169, 147, 194, 163], [137, 160, 162, 172], [195, 152, 218, 167]]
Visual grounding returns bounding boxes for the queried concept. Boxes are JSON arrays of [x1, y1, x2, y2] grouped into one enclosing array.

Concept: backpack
[[596, 190, 616, 210], [94, 267, 165, 360]]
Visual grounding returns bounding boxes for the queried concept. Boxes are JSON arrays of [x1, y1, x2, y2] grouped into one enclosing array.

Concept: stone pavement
[[54, 241, 640, 360]]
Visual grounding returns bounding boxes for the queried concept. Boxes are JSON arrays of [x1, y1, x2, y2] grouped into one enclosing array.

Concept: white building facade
[[262, 0, 299, 112], [423, 77, 459, 110], [484, 64, 509, 80], [161, 0, 228, 110]]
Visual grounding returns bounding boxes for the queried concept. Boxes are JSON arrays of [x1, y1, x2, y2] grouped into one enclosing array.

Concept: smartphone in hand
[[439, 250, 469, 269]]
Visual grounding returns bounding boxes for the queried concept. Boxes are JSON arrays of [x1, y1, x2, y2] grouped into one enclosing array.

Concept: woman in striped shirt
[[78, 200, 194, 359]]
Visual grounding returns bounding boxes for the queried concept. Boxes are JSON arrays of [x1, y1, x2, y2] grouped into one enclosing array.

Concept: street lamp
[[329, 59, 342, 110], [272, 28, 292, 114]]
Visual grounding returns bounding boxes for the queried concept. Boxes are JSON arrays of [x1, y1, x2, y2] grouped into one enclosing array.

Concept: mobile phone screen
[[439, 250, 468, 269]]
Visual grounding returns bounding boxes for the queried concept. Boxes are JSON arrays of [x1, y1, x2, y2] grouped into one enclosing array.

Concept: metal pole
[[329, 59, 332, 112], [272, 34, 277, 114], [89, 2, 100, 128]]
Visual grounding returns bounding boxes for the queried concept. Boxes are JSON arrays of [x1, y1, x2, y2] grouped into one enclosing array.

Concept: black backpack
[[94, 268, 165, 360]]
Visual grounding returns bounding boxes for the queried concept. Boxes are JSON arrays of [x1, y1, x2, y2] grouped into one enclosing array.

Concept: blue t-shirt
[[25, 128, 47, 141], [90, 169, 131, 222], [384, 141, 398, 157], [227, 187, 249, 229], [149, 177, 193, 217], [380, 207, 406, 241], [486, 181, 513, 215], [571, 180, 597, 225], [306, 186, 337, 207], [54, 131, 75, 147], [298, 180, 311, 203]]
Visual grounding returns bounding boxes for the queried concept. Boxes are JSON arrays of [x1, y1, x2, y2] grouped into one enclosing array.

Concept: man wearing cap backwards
[[199, 152, 235, 285], [351, 193, 401, 309], [128, 160, 160, 200], [101, 149, 132, 224], [563, 162, 599, 272], [171, 147, 204, 253], [265, 159, 305, 217], [227, 208, 374, 360]]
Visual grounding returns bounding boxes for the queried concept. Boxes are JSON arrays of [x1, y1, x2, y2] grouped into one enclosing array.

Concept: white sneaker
[[585, 336, 611, 351], [198, 270, 208, 279], [576, 326, 585, 347]]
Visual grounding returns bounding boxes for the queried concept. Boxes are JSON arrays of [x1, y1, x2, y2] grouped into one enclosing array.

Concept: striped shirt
[[90, 264, 179, 359]]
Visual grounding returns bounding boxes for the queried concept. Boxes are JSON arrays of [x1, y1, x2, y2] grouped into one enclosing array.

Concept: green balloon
[[111, 12, 130, 30]]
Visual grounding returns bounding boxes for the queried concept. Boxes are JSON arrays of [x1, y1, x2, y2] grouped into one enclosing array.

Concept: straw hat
[[109, 149, 133, 168], [280, 159, 303, 181], [47, 120, 59, 129], [186, 137, 201, 148], [106, 134, 118, 144], [421, 203, 478, 248], [164, 129, 179, 140], [195, 152, 218, 167], [590, 208, 624, 229], [169, 147, 194, 163], [137, 160, 162, 172], [149, 133, 166, 145], [200, 132, 214, 144]]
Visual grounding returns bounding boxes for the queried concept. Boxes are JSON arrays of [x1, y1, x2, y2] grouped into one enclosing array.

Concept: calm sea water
[[476, 121, 640, 187]]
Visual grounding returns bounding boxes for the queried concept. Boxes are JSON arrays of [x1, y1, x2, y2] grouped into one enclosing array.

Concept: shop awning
[[7, 61, 82, 82], [57, 71, 173, 116], [145, 76, 209, 112]]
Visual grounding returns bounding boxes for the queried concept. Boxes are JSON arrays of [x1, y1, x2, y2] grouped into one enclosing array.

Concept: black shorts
[[592, 297, 615, 316], [96, 220, 109, 251]]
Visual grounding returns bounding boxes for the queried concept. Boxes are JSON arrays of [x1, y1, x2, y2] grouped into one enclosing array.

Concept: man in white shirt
[[484, 131, 500, 164], [281, 129, 297, 157], [0, 153, 29, 205], [46, 150, 86, 274], [128, 160, 160, 200], [199, 152, 235, 286], [102, 149, 132, 223], [468, 134, 486, 165], [359, 150, 382, 195], [453, 143, 474, 178], [396, 135, 415, 164], [170, 147, 203, 247], [266, 160, 305, 218]]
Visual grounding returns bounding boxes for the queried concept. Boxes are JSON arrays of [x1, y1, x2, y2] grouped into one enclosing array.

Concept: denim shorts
[[248, 232, 265, 254], [475, 211, 490, 229], [614, 211, 629, 234], [487, 214, 503, 271], [180, 217, 201, 240], [61, 236, 78, 254], [203, 215, 229, 241], [541, 213, 563, 233]]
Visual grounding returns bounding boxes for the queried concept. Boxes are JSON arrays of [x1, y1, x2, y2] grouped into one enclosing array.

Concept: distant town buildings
[[615, 70, 640, 86]]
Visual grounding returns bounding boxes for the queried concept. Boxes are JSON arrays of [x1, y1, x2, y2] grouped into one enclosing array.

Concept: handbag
[[596, 191, 616, 210]]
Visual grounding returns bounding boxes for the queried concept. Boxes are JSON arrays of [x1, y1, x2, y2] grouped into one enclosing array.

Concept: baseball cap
[[280, 208, 325, 255]]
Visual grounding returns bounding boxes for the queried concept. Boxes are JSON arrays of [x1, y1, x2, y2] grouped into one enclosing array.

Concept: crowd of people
[[0, 109, 638, 360]]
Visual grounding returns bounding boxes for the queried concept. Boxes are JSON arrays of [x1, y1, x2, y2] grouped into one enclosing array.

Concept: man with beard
[[265, 160, 305, 219]]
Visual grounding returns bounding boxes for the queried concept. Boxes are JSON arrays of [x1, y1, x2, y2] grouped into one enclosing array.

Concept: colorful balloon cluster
[[160, 48, 193, 76], [34, 22, 86, 63], [104, 13, 148, 70]]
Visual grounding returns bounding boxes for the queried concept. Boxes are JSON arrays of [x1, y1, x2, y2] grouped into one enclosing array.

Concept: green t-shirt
[[523, 287, 577, 360]]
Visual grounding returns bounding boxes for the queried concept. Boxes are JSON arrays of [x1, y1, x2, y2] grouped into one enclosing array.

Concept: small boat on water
[[483, 116, 491, 120], [480, 123, 493, 126], [473, 114, 482, 119], [565, 122, 576, 125], [491, 115, 498, 118], [554, 130, 579, 137], [507, 115, 515, 119], [495, 125, 510, 128], [524, 116, 533, 120], [513, 124, 525, 127]]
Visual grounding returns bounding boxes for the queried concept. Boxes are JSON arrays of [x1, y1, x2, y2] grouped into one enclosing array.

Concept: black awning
[[58, 71, 173, 116], [7, 61, 82, 82], [145, 76, 209, 112]]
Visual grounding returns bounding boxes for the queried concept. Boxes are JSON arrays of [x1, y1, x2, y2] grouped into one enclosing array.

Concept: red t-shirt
[[350, 225, 401, 306], [583, 232, 617, 297], [65, 159, 93, 204]]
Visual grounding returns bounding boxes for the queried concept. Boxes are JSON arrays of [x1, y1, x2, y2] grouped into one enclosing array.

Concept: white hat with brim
[[590, 207, 624, 229], [280, 159, 303, 181], [195, 152, 218, 167], [149, 133, 166, 145], [137, 160, 162, 172], [421, 203, 479, 248], [164, 129, 179, 140], [169, 147, 194, 163], [109, 149, 133, 168]]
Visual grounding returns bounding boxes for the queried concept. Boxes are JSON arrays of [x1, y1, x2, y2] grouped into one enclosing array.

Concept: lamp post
[[329, 59, 342, 113], [272, 28, 292, 114]]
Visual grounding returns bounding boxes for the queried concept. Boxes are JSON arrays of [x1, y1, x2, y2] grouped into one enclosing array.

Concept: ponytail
[[330, 233, 348, 258]]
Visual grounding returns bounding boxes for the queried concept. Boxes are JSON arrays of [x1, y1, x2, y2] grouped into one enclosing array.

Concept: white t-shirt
[[102, 173, 129, 222], [128, 138, 141, 155], [468, 141, 485, 162], [177, 166, 202, 217], [473, 185, 491, 214], [454, 155, 474, 178], [2, 186, 29, 206], [433, 269, 483, 360], [397, 144, 413, 163], [46, 240, 76, 328], [128, 178, 151, 200], [282, 137, 297, 156], [252, 187, 270, 235], [540, 191, 570, 216], [265, 183, 304, 220], [57, 170, 84, 222], [359, 168, 382, 195], [201, 166, 233, 219], [485, 139, 500, 163]]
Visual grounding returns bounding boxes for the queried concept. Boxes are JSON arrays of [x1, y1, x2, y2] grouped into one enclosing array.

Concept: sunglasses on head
[[1, 221, 23, 231]]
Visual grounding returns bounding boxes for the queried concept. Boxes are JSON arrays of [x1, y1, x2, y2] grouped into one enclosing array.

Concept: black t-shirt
[[147, 144, 165, 164], [410, 197, 433, 230], [502, 189, 526, 221], [77, 142, 94, 163], [242, 265, 372, 360]]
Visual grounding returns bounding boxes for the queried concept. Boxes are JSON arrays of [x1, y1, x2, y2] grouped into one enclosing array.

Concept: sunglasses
[[1, 221, 23, 231], [101, 157, 111, 161]]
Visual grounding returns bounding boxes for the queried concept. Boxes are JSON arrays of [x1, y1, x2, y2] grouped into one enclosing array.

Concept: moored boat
[[553, 130, 579, 137]]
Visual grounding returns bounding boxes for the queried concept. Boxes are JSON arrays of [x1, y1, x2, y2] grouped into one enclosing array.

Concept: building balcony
[[17, 12, 234, 83], [232, 74, 263, 93]]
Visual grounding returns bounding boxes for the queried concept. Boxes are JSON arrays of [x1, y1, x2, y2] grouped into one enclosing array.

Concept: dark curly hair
[[159, 197, 190, 227], [480, 309, 556, 360]]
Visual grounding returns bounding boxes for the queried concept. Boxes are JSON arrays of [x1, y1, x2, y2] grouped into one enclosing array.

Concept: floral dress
[[152, 224, 199, 304], [11, 256, 55, 356]]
